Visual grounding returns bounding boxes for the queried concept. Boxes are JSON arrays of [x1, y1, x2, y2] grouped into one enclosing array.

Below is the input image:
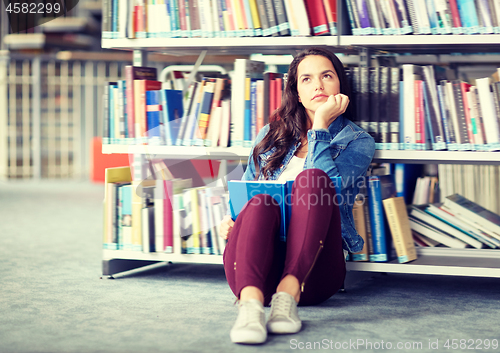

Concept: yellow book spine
[[351, 197, 369, 261], [383, 197, 417, 263], [248, 0, 261, 28], [232, 0, 245, 30]]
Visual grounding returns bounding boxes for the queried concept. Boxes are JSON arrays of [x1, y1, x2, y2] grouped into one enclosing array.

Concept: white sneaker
[[230, 299, 267, 344], [266, 292, 302, 334]]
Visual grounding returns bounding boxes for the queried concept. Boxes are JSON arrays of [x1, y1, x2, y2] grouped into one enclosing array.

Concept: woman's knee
[[247, 193, 281, 211], [295, 169, 336, 194]]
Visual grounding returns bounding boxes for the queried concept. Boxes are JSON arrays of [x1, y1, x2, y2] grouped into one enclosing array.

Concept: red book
[[322, 0, 337, 33], [276, 77, 283, 108], [303, 0, 329, 35], [270, 78, 277, 119], [125, 66, 157, 140], [448, 0, 462, 30], [179, 0, 187, 32], [256, 80, 264, 133], [460, 82, 475, 144], [134, 80, 162, 143]]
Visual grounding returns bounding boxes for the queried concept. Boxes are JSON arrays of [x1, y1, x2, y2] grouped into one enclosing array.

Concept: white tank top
[[276, 155, 306, 182]]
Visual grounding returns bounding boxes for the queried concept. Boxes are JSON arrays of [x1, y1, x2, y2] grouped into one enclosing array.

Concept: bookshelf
[[101, 32, 500, 277]]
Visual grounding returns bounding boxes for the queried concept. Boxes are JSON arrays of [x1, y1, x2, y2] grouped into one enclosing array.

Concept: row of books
[[346, 0, 500, 35], [101, 0, 338, 39], [106, 62, 500, 151], [103, 165, 230, 255], [349, 65, 500, 151], [351, 172, 500, 264], [103, 61, 286, 148], [438, 164, 500, 216]]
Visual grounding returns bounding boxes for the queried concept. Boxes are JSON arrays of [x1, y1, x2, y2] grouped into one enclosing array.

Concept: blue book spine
[[165, 90, 184, 146], [367, 176, 388, 262], [421, 81, 434, 150], [112, 0, 118, 34], [165, 0, 173, 37], [161, 90, 171, 145], [425, 0, 439, 34], [456, 0, 480, 33], [146, 90, 162, 145], [243, 80, 252, 147]]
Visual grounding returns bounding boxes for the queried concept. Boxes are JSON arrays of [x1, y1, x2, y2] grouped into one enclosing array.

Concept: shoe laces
[[238, 301, 264, 325], [270, 293, 293, 317]]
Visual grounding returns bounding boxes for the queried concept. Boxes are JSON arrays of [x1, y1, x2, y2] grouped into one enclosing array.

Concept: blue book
[[243, 78, 252, 147], [161, 89, 184, 146], [109, 83, 118, 144], [456, 0, 480, 34], [367, 175, 396, 262], [146, 90, 162, 145], [228, 177, 341, 242], [119, 184, 133, 250], [392, 164, 423, 205]]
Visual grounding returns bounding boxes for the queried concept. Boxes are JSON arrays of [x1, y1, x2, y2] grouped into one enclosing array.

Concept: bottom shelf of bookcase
[[347, 248, 500, 278], [102, 248, 500, 278]]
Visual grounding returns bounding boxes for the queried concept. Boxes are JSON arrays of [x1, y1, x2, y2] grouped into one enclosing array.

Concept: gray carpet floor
[[1, 180, 499, 353]]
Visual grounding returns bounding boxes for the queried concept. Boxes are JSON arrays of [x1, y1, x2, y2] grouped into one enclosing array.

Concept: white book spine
[[402, 65, 416, 149], [154, 180, 165, 252], [219, 99, 231, 147], [230, 59, 246, 147], [291, 0, 311, 36], [476, 78, 500, 146]]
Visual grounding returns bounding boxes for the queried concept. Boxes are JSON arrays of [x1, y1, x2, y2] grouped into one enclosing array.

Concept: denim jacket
[[233, 115, 375, 253]]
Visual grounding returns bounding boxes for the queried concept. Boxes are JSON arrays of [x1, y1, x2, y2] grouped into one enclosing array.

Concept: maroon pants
[[223, 169, 346, 306]]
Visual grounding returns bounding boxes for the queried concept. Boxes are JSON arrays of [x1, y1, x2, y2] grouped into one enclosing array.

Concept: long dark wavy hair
[[252, 47, 353, 180]]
